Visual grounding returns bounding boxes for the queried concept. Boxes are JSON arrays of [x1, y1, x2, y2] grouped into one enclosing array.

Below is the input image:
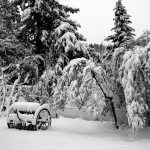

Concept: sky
[[61, 0, 150, 44]]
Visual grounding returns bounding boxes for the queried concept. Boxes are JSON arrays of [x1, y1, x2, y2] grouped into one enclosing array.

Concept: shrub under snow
[[53, 58, 113, 118], [119, 43, 150, 130]]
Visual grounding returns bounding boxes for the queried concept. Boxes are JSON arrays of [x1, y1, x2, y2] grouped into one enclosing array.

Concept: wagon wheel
[[7, 123, 14, 128], [36, 109, 51, 130]]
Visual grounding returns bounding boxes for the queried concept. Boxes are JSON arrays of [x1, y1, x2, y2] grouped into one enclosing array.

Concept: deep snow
[[0, 116, 150, 150]]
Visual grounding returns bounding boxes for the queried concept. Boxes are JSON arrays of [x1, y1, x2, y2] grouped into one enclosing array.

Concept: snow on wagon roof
[[9, 102, 40, 112]]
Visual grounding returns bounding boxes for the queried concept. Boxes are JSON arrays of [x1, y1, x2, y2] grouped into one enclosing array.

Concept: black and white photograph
[[0, 0, 150, 150]]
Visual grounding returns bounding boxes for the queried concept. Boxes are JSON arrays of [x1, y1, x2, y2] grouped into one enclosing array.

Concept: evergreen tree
[[12, 0, 89, 75], [105, 0, 135, 48], [0, 0, 21, 67], [0, 0, 20, 40], [0, 0, 35, 85]]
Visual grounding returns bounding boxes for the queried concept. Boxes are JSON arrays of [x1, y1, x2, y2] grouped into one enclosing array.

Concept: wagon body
[[7, 102, 51, 130]]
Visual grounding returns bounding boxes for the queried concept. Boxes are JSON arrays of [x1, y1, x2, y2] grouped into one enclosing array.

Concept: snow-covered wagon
[[6, 102, 51, 130]]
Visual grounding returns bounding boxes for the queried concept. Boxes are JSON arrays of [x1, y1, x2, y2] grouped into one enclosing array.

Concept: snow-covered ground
[[0, 116, 150, 150]]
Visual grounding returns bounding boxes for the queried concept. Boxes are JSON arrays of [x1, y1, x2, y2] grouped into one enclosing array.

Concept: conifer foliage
[[0, 0, 21, 67], [105, 0, 135, 48], [12, 0, 89, 73], [0, 0, 20, 40]]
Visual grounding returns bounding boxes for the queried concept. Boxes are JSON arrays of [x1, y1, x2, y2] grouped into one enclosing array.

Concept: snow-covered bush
[[53, 58, 113, 118], [119, 43, 150, 130]]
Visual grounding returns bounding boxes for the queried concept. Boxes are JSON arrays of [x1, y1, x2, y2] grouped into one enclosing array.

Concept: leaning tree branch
[[91, 70, 119, 129]]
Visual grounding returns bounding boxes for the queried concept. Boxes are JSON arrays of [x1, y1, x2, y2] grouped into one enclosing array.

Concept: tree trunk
[[91, 70, 119, 129]]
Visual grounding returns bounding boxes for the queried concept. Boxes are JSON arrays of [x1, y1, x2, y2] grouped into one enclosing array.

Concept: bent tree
[[53, 58, 118, 128]]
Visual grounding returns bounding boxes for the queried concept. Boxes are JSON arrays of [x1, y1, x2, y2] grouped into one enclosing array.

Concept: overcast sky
[[61, 0, 150, 44]]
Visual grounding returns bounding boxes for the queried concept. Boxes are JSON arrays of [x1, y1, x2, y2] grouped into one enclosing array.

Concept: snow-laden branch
[[53, 58, 118, 128], [119, 43, 150, 130]]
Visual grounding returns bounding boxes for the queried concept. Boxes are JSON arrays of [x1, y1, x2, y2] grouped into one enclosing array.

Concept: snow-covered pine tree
[[105, 0, 135, 49], [0, 0, 32, 86], [0, 0, 20, 40], [0, 0, 21, 67], [12, 0, 89, 75], [119, 43, 150, 130]]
